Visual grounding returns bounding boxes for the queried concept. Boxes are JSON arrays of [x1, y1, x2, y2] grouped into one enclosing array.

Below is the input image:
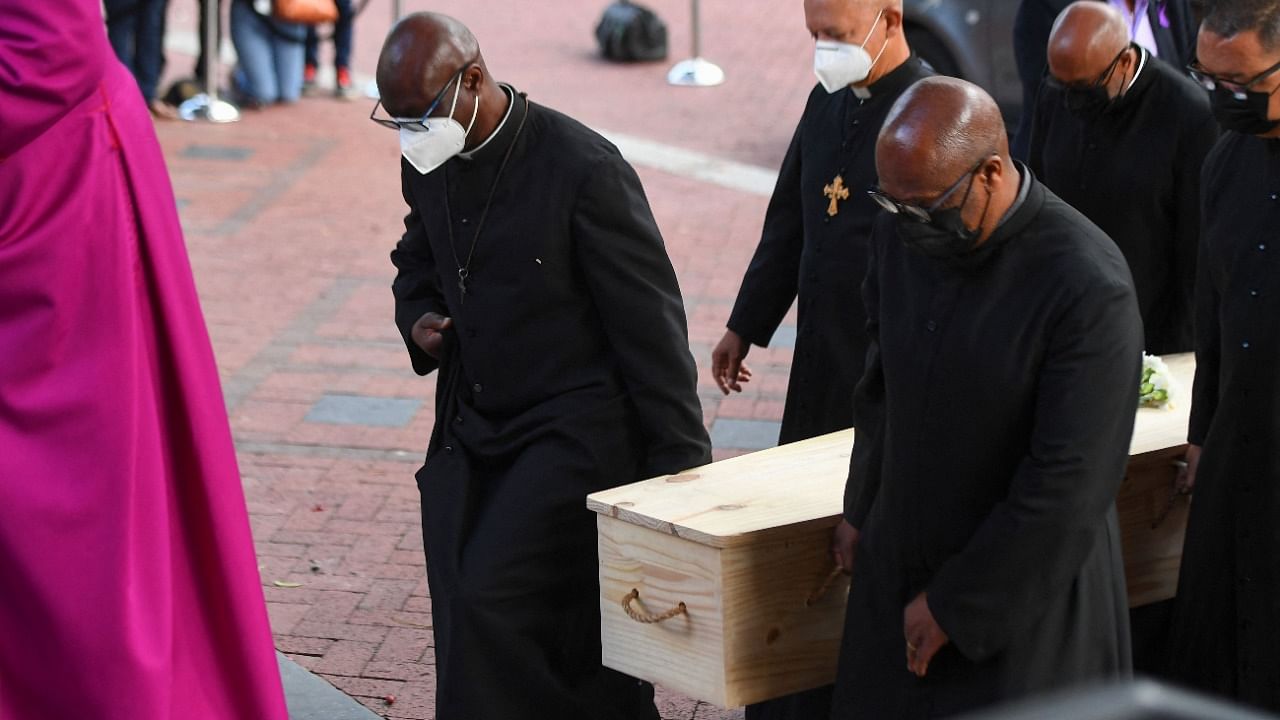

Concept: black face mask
[[1211, 86, 1280, 135], [894, 180, 994, 267], [1063, 85, 1112, 119], [1049, 45, 1132, 120]]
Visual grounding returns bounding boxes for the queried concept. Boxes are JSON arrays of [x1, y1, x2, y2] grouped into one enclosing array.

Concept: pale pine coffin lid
[[587, 353, 1196, 550]]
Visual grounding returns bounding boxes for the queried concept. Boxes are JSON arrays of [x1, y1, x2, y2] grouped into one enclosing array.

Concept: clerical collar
[[1126, 46, 1148, 93], [850, 55, 923, 100], [997, 161, 1032, 228], [459, 84, 516, 160]]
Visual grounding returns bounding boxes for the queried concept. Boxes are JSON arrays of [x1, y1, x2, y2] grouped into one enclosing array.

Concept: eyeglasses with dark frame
[[370, 63, 471, 132], [1044, 44, 1130, 93], [868, 155, 993, 224], [1188, 57, 1280, 101]]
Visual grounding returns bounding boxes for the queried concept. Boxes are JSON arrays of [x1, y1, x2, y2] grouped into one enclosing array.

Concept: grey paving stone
[[279, 652, 380, 720], [771, 324, 797, 349], [181, 143, 254, 161], [710, 418, 781, 451], [305, 394, 421, 428]]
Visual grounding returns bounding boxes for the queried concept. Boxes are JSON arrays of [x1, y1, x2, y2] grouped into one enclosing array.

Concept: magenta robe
[[0, 3, 287, 718]]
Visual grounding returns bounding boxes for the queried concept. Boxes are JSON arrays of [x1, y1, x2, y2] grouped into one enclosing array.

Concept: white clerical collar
[[1126, 46, 1148, 92], [459, 84, 515, 159], [852, 86, 871, 100]]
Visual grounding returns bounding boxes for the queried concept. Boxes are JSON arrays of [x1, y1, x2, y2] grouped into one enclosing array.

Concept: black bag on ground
[[595, 1, 668, 62]]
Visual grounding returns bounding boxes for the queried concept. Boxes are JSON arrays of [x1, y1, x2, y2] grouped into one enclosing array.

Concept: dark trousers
[[104, 0, 170, 101], [304, 0, 355, 69]]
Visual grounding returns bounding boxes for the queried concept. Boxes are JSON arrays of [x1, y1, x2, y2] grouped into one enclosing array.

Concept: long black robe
[[1029, 48, 1218, 354], [1012, 0, 1198, 160], [1167, 134, 1280, 712], [726, 56, 932, 446], [391, 87, 712, 720], [833, 174, 1140, 718], [731, 57, 932, 720]]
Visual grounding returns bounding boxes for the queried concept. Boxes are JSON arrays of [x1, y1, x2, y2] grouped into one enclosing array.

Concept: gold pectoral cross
[[823, 175, 850, 217]]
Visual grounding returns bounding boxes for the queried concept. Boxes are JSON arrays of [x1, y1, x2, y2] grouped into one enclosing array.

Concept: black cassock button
[[926, 320, 937, 332], [1259, 243, 1268, 251], [473, 383, 483, 393], [455, 415, 463, 425], [1242, 341, 1251, 349], [444, 445, 454, 454], [1251, 289, 1260, 297], [461, 217, 470, 225], [823, 217, 831, 224], [1270, 193, 1277, 201]]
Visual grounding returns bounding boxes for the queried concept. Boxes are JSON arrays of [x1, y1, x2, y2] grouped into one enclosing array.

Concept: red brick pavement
[[155, 1, 818, 717]]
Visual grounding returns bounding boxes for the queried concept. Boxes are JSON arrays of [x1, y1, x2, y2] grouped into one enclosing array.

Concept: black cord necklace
[[443, 96, 530, 303]]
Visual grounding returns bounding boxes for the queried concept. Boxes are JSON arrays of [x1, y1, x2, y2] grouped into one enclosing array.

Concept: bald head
[[877, 76, 1007, 189], [1048, 2, 1131, 85], [376, 12, 482, 117], [876, 77, 1018, 244]]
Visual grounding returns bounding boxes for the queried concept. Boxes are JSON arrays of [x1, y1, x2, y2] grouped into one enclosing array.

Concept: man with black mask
[[1030, 1, 1217, 355], [1167, 0, 1280, 711], [830, 76, 1141, 718]]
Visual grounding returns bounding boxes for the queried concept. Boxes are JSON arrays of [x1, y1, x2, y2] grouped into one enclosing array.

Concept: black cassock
[[1030, 47, 1217, 355], [833, 174, 1140, 718], [391, 88, 711, 720], [727, 56, 932, 446], [1168, 134, 1280, 711]]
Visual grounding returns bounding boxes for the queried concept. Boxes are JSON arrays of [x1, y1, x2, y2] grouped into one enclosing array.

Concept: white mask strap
[[860, 9, 885, 50]]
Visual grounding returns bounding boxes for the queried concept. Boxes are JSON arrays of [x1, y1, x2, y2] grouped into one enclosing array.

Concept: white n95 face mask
[[813, 9, 887, 93], [399, 78, 480, 175]]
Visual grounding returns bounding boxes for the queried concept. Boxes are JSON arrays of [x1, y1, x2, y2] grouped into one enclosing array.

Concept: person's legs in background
[[229, 0, 279, 107], [271, 21, 307, 104], [303, 25, 320, 94], [333, 0, 356, 98], [103, 0, 139, 83], [134, 0, 170, 105]]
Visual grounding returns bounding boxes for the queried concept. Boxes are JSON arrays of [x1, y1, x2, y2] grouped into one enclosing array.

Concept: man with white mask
[[712, 0, 929, 447], [710, 3, 930, 718], [374, 13, 711, 719]]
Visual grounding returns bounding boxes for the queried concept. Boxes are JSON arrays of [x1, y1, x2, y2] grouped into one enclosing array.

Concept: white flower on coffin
[[1139, 353, 1181, 410]]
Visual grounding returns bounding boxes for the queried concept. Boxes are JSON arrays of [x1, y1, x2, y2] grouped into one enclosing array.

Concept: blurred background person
[[304, 0, 359, 99], [230, 0, 306, 108], [103, 0, 176, 118]]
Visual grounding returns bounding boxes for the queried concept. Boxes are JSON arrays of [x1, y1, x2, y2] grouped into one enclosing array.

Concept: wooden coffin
[[587, 354, 1196, 708]]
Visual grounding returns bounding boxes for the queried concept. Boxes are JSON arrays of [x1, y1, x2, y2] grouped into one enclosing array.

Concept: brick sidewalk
[[156, 1, 816, 717]]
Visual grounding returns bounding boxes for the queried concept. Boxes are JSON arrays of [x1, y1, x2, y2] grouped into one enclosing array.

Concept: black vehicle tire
[[905, 24, 961, 79]]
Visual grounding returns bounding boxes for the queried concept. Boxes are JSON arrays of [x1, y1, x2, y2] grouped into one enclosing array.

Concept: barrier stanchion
[[180, 0, 241, 122], [667, 0, 724, 87]]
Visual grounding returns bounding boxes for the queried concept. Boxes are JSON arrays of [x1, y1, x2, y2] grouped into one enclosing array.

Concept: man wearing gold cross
[[709, 1, 931, 718]]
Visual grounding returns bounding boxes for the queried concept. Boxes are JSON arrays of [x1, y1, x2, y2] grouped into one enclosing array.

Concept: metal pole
[[180, 0, 241, 122], [667, 0, 724, 87], [691, 0, 700, 59]]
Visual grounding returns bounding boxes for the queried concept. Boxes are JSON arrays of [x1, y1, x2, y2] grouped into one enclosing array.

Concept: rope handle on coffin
[[621, 564, 845, 623], [622, 589, 687, 624], [1152, 459, 1193, 529], [805, 565, 845, 607]]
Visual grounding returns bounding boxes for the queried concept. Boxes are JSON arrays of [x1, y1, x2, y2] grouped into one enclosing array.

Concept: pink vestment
[[0, 3, 287, 718]]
